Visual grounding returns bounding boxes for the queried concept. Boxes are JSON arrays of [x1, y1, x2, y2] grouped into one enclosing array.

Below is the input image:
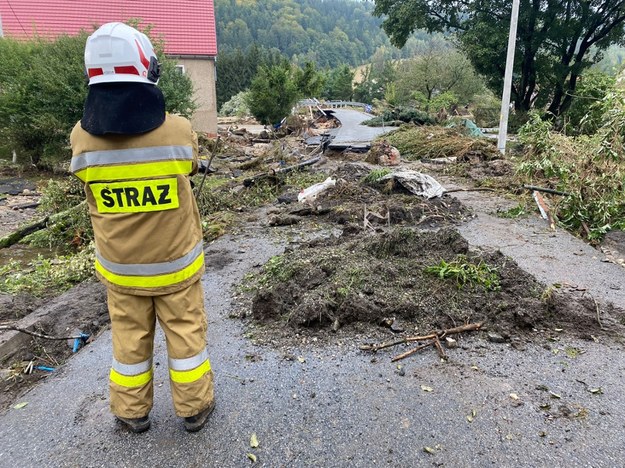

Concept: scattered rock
[[445, 337, 458, 349], [487, 332, 507, 343]]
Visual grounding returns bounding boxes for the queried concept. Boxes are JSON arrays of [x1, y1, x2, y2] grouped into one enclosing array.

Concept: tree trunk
[[0, 201, 87, 249]]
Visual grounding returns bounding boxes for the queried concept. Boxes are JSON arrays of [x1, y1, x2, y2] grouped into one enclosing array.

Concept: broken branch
[[0, 200, 87, 249], [391, 341, 435, 362], [243, 156, 321, 187], [523, 185, 570, 197], [360, 322, 483, 352]]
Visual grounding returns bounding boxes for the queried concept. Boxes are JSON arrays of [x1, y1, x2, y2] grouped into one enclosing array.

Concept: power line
[[5, 0, 27, 34]]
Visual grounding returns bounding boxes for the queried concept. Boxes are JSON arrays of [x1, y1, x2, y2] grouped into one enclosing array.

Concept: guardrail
[[297, 99, 371, 112]]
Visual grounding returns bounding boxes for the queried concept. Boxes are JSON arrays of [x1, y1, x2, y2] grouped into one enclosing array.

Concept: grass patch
[[424, 255, 500, 291], [496, 204, 528, 219], [362, 168, 392, 184], [257, 255, 294, 288]]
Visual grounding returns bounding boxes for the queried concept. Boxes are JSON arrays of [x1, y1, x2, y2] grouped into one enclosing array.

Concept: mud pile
[[270, 162, 471, 231], [251, 228, 623, 339]]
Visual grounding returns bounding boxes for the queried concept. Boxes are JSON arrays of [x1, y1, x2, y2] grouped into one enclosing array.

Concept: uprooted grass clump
[[384, 125, 500, 161], [246, 228, 604, 336]]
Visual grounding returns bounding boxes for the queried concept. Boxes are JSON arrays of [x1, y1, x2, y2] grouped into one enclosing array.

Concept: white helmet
[[85, 22, 161, 86]]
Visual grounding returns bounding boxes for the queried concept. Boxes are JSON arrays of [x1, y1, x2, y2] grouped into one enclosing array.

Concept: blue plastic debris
[[72, 332, 91, 353], [34, 365, 54, 372]]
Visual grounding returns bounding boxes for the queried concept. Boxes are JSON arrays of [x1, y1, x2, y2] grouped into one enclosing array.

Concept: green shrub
[[219, 91, 251, 117], [0, 26, 195, 168], [517, 106, 625, 240], [247, 61, 299, 125], [363, 106, 434, 127]]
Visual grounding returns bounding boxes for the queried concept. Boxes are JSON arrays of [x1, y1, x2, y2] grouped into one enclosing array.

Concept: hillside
[[215, 0, 429, 67]]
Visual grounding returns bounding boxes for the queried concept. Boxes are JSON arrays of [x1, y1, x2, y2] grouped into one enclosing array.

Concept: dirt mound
[[270, 162, 471, 231], [250, 229, 624, 340], [0, 281, 108, 410]]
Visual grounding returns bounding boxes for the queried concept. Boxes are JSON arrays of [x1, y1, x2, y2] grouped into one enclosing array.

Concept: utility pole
[[497, 0, 521, 155]]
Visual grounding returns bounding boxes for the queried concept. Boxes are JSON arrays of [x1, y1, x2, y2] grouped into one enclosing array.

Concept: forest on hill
[[215, 0, 431, 67]]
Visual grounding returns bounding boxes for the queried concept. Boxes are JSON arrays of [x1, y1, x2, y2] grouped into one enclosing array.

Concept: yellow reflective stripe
[[169, 359, 211, 384], [74, 160, 193, 183], [110, 368, 153, 388], [91, 178, 179, 214], [95, 251, 204, 288]]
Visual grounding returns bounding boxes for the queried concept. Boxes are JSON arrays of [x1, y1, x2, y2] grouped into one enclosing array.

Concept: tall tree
[[373, 0, 625, 116], [324, 65, 354, 100], [246, 61, 299, 125]]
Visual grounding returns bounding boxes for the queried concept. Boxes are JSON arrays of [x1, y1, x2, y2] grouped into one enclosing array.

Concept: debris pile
[[248, 228, 620, 347], [365, 140, 400, 166], [385, 126, 500, 162]]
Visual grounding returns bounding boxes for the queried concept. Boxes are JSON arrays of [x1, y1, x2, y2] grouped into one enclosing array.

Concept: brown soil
[[249, 228, 625, 344], [268, 161, 471, 231]]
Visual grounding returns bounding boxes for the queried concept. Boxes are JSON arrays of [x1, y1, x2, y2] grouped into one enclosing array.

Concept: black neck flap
[[81, 83, 166, 136]]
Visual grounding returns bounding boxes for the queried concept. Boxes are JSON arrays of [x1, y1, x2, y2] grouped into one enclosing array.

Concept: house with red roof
[[0, 0, 218, 135]]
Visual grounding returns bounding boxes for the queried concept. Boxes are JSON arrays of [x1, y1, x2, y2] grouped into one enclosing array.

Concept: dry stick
[[360, 322, 483, 352], [591, 295, 604, 330], [391, 341, 436, 362], [0, 325, 84, 341], [522, 185, 571, 197], [433, 336, 447, 360]]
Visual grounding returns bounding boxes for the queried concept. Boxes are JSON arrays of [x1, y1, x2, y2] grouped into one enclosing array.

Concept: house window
[[175, 65, 186, 74]]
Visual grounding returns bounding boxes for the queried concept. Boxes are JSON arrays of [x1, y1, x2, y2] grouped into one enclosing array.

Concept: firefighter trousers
[[106, 280, 214, 418]]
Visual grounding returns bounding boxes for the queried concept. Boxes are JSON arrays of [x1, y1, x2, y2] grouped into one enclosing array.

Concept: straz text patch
[[91, 178, 179, 213]]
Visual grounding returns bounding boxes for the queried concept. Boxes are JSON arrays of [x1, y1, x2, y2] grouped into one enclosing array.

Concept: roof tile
[[0, 0, 217, 56]]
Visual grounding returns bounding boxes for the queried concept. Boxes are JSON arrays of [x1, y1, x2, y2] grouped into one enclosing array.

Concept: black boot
[[184, 401, 215, 432], [116, 415, 151, 433]]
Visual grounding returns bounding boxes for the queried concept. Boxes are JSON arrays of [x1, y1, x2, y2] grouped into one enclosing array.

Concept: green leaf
[[247, 453, 257, 463], [13, 402, 28, 409], [250, 433, 259, 448]]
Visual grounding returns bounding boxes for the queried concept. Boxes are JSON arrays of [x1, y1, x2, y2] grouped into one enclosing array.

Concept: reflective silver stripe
[[112, 357, 152, 376], [96, 240, 204, 276], [168, 348, 209, 371], [70, 145, 193, 173]]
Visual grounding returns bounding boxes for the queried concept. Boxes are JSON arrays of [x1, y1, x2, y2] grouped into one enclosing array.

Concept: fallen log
[[0, 200, 87, 249], [11, 202, 40, 210]]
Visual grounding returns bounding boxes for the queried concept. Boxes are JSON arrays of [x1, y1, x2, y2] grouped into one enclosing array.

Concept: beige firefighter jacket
[[70, 114, 205, 296]]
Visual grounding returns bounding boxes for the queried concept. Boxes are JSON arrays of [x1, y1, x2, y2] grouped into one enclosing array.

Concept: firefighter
[[70, 22, 214, 433]]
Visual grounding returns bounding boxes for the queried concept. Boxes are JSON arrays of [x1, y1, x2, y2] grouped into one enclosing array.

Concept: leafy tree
[[565, 70, 616, 135], [246, 61, 299, 124], [323, 65, 354, 100], [373, 0, 625, 116], [394, 49, 485, 109], [354, 51, 397, 103]]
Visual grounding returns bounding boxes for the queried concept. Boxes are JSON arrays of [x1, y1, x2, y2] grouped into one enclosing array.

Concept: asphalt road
[[1, 196, 625, 467], [326, 109, 397, 150]]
